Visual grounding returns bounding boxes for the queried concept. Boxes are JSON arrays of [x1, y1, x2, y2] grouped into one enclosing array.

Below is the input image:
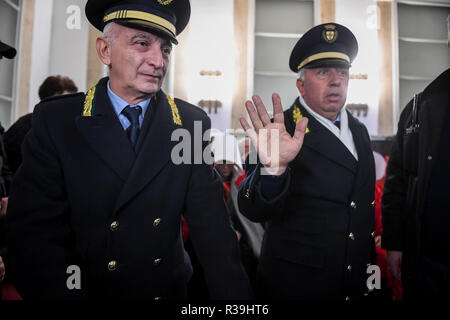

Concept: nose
[[146, 45, 164, 69], [329, 69, 341, 86]]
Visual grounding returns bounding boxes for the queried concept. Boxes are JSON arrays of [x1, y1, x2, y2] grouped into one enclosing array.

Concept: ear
[[296, 78, 306, 97], [96, 37, 111, 66]]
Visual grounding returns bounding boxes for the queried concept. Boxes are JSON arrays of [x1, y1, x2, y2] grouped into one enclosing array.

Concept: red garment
[[374, 156, 403, 300], [181, 216, 189, 243], [222, 170, 245, 201], [181, 170, 246, 242], [1, 284, 22, 300]]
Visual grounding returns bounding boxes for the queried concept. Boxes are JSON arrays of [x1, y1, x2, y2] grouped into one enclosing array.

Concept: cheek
[[162, 57, 170, 74]]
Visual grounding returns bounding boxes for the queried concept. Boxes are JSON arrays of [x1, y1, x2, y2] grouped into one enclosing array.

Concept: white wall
[[28, 0, 54, 112], [49, 0, 89, 92], [336, 0, 380, 135], [28, 0, 89, 112], [186, 0, 234, 132]]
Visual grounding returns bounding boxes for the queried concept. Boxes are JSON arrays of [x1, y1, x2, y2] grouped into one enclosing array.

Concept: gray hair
[[298, 68, 306, 81], [103, 22, 118, 45]]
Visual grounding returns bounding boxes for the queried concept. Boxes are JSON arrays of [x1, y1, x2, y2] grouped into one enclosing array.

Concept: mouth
[[326, 93, 341, 102], [140, 73, 162, 81]]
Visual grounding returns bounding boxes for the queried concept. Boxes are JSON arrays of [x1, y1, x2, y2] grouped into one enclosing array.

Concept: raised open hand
[[240, 93, 308, 175]]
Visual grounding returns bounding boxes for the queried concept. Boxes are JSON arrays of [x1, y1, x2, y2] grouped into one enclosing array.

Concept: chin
[[139, 84, 161, 95]]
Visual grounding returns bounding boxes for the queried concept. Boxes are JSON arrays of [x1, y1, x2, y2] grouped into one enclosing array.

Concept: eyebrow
[[130, 33, 151, 42], [129, 33, 173, 48]]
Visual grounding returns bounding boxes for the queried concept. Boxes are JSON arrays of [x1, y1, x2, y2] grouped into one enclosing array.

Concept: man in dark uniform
[[238, 23, 376, 301], [382, 15, 450, 300], [5, 0, 252, 300]]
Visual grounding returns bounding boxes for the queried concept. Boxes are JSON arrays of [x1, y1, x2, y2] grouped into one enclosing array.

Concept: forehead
[[115, 23, 170, 43]]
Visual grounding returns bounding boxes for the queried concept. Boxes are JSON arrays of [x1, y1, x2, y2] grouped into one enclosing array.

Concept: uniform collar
[[107, 81, 151, 118]]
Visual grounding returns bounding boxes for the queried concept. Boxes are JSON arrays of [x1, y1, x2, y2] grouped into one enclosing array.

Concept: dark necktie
[[334, 120, 341, 129], [122, 105, 142, 151]]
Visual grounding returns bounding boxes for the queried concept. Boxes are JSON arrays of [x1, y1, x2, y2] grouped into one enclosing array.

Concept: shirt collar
[[107, 81, 151, 117], [298, 94, 345, 131]]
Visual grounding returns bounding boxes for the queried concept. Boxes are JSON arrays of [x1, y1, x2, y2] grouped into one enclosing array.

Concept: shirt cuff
[[260, 168, 290, 200]]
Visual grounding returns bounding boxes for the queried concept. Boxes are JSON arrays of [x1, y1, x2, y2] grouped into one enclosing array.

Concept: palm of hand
[[240, 93, 308, 175]]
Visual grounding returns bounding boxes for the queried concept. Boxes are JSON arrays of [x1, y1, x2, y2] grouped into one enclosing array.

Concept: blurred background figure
[[211, 132, 264, 292], [184, 132, 264, 298], [3, 75, 78, 175], [0, 39, 16, 300], [373, 151, 403, 300], [38, 75, 79, 101]]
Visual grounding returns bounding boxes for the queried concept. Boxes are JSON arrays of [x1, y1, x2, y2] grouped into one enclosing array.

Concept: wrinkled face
[[214, 163, 234, 179], [98, 23, 172, 100], [296, 67, 349, 121]]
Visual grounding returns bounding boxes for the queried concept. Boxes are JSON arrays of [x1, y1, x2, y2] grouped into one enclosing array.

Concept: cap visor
[[303, 58, 350, 69]]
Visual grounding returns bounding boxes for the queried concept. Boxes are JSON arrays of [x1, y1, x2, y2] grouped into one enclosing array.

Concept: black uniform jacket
[[382, 68, 450, 293], [238, 99, 376, 301], [5, 77, 252, 300]]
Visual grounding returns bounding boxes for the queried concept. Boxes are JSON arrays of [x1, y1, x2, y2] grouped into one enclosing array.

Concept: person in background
[[0, 39, 17, 300], [3, 75, 79, 175], [373, 151, 402, 300], [382, 14, 450, 301], [211, 133, 264, 291], [184, 133, 263, 299]]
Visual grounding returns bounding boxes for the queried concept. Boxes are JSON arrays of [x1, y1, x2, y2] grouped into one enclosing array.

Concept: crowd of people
[[0, 0, 448, 302]]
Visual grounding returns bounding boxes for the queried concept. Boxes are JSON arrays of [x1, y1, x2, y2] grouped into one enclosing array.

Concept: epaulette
[[165, 92, 182, 126], [292, 104, 310, 133], [82, 85, 97, 117]]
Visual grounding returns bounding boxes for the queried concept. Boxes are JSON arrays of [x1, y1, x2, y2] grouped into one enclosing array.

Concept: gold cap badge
[[157, 0, 173, 5], [322, 24, 338, 43]]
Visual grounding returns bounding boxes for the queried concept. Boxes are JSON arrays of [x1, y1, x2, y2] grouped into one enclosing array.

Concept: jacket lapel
[[75, 77, 136, 181], [347, 111, 374, 191], [294, 103, 357, 173], [114, 90, 180, 213]]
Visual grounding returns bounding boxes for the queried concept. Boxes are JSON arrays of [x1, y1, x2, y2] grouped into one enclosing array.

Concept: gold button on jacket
[[153, 218, 162, 227], [154, 258, 162, 266], [108, 260, 117, 271], [110, 221, 119, 231]]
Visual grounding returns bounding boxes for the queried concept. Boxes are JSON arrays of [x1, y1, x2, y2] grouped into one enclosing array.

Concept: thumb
[[293, 117, 309, 143]]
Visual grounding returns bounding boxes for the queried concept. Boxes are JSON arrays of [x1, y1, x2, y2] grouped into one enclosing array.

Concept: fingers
[[245, 100, 264, 131], [293, 117, 309, 143], [272, 93, 284, 124], [239, 117, 251, 132], [240, 118, 258, 151], [252, 95, 272, 127], [387, 252, 402, 282], [391, 265, 401, 282]]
